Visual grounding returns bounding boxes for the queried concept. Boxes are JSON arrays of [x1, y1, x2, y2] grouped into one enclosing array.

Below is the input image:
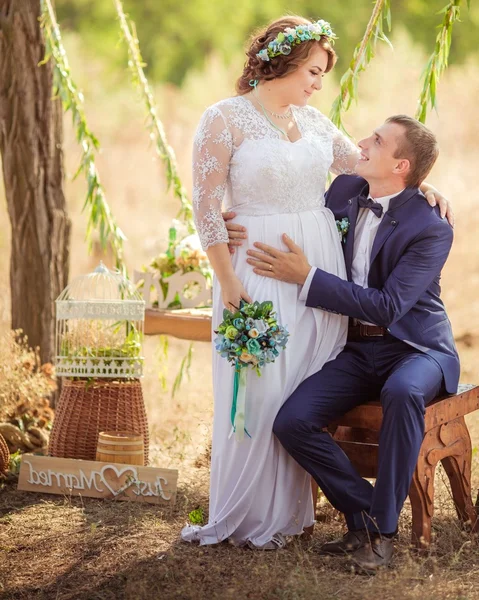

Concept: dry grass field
[[1, 32, 479, 599]]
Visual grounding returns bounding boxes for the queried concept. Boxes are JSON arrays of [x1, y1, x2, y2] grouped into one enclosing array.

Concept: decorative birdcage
[[55, 263, 145, 379]]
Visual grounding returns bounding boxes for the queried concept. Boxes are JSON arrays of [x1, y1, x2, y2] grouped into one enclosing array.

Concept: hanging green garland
[[114, 0, 195, 231], [330, 0, 392, 134], [416, 0, 469, 123], [40, 0, 127, 277]]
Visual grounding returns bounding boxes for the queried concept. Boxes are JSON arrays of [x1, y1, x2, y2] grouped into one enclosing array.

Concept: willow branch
[[416, 0, 465, 123], [114, 0, 194, 231], [40, 0, 127, 276], [330, 0, 392, 134]]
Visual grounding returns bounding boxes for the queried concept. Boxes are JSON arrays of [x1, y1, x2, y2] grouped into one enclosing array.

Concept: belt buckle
[[359, 323, 382, 337], [359, 323, 369, 337]]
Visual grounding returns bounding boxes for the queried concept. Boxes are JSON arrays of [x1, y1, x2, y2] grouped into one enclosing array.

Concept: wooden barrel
[[96, 431, 145, 466]]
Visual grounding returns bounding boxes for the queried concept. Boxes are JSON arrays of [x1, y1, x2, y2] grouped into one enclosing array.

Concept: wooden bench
[[144, 308, 212, 341], [318, 384, 479, 547]]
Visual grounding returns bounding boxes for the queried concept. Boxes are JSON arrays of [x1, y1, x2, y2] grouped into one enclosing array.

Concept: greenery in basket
[[148, 219, 212, 309], [60, 323, 143, 362]]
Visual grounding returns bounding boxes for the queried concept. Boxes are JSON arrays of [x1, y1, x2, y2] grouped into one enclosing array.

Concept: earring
[[249, 79, 258, 88]]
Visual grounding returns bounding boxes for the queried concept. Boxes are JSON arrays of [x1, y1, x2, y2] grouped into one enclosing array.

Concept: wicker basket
[[48, 379, 149, 464], [0, 433, 9, 474]]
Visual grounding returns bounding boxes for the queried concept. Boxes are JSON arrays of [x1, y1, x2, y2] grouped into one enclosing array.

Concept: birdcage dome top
[[56, 262, 143, 303], [56, 263, 145, 322]]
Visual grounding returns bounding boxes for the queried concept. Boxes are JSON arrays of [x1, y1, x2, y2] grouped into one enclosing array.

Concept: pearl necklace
[[254, 90, 293, 138], [267, 107, 293, 120]]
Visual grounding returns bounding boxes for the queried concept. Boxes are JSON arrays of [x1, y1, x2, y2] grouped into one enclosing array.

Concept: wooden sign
[[18, 455, 178, 505]]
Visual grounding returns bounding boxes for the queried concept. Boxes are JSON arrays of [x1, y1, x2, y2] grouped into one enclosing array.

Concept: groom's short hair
[[387, 115, 439, 188]]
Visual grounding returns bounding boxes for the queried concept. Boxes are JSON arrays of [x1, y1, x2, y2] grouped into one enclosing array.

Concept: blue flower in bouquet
[[233, 318, 245, 330], [265, 349, 276, 362], [216, 336, 233, 358], [275, 329, 289, 348], [253, 319, 268, 334], [246, 338, 262, 356], [214, 334, 225, 350]]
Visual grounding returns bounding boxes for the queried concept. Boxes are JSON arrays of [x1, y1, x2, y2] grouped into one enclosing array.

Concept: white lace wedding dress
[[181, 96, 358, 548]]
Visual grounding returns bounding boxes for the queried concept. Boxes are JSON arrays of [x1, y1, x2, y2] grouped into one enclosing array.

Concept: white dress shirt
[[299, 190, 404, 326]]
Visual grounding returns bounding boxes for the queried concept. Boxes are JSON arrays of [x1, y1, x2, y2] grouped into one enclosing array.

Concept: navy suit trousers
[[273, 334, 444, 534]]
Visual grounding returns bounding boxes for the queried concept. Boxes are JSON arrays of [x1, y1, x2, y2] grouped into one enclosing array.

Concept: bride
[[181, 15, 447, 550]]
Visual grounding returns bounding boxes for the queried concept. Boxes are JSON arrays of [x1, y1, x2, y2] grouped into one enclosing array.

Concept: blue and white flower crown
[[256, 20, 337, 62]]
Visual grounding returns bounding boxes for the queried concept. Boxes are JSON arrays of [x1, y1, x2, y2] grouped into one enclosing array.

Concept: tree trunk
[[0, 0, 70, 364]]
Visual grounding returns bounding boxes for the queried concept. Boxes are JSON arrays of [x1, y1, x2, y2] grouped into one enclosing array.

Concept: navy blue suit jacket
[[306, 174, 460, 393]]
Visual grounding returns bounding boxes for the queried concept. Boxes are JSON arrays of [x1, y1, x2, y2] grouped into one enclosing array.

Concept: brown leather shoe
[[350, 535, 394, 574], [319, 529, 367, 555]]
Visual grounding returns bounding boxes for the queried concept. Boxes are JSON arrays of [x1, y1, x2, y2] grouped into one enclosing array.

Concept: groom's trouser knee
[[273, 348, 374, 448], [273, 374, 331, 449]]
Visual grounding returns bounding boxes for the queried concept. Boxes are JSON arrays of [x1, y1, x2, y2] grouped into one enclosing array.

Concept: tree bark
[[0, 0, 70, 364]]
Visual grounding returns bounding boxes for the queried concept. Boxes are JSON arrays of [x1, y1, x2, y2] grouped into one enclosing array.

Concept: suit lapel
[[344, 197, 359, 281], [369, 187, 418, 269], [369, 213, 398, 268]]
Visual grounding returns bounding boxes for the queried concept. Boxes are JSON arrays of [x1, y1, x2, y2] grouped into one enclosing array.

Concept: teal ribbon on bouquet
[[231, 361, 251, 442]]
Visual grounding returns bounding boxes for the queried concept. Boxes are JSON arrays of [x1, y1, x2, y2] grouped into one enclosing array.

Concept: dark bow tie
[[357, 195, 384, 218]]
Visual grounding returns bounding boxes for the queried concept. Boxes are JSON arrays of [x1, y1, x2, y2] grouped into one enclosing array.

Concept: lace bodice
[[192, 96, 359, 249]]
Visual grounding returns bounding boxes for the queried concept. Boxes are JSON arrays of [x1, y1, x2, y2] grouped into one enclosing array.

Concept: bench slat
[[332, 385, 479, 432]]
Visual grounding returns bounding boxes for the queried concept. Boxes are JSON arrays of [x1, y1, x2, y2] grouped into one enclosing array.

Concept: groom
[[224, 115, 459, 573]]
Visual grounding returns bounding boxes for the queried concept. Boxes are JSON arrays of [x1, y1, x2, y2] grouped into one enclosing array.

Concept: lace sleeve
[[192, 106, 233, 250], [330, 122, 361, 175]]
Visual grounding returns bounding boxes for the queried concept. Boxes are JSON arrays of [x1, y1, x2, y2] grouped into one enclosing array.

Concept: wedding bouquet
[[214, 300, 289, 441]]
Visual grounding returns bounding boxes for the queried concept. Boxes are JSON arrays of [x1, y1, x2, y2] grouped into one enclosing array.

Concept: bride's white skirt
[[182, 207, 347, 547]]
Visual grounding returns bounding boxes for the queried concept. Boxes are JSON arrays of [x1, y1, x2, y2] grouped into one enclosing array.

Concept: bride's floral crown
[[256, 20, 337, 62]]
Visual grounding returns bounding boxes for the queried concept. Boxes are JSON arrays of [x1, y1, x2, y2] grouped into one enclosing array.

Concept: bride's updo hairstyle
[[236, 16, 337, 95]]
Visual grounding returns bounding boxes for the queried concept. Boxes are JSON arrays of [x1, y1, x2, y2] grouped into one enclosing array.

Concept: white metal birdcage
[[55, 263, 145, 379]]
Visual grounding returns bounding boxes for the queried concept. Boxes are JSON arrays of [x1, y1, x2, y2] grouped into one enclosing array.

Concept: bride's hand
[[221, 275, 252, 311]]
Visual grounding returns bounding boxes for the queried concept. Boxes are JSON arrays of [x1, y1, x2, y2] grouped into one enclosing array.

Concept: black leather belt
[[348, 323, 387, 341]]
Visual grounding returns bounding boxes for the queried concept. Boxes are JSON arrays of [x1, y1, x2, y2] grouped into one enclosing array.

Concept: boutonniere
[[336, 217, 350, 244]]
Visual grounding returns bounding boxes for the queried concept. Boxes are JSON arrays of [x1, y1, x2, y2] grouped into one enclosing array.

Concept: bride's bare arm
[[207, 243, 252, 309]]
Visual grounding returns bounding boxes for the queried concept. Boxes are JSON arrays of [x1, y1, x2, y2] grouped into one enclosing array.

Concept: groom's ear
[[393, 158, 410, 179]]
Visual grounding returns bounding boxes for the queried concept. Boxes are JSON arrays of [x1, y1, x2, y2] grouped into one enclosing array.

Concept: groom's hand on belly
[[223, 211, 247, 255], [246, 235, 311, 285]]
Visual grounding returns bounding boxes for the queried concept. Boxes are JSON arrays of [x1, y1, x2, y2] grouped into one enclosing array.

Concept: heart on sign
[[99, 464, 139, 497]]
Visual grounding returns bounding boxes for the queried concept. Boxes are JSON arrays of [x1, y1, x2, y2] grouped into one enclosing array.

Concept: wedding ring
[[269, 264, 273, 271]]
